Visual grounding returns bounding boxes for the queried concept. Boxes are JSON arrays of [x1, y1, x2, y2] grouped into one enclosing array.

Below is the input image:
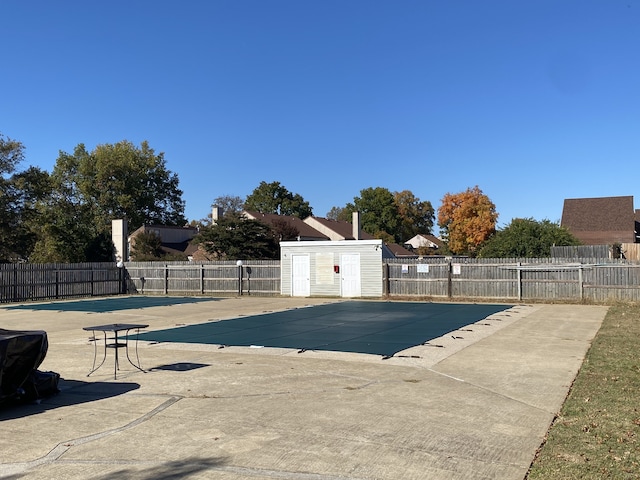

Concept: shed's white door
[[340, 253, 361, 297], [292, 255, 310, 297]]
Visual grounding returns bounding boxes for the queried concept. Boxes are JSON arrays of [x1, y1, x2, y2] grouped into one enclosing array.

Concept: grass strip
[[527, 304, 640, 479]]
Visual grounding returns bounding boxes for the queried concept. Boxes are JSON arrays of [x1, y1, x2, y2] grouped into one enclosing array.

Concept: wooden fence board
[[0, 263, 122, 303], [2, 257, 640, 304]]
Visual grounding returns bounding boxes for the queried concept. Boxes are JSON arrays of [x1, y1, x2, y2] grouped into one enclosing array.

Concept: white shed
[[280, 240, 383, 298]]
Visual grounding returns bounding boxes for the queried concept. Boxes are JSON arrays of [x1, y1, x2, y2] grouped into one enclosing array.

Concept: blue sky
[[3, 1, 639, 233]]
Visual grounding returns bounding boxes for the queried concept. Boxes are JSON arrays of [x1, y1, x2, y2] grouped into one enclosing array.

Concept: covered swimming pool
[[135, 301, 512, 358]]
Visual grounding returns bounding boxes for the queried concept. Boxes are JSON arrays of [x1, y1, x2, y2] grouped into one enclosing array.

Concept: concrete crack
[[0, 396, 181, 478]]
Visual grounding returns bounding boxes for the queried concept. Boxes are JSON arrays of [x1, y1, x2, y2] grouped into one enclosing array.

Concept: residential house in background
[[560, 196, 639, 245], [305, 214, 417, 257], [117, 208, 426, 263], [127, 224, 199, 260], [245, 210, 417, 258], [243, 211, 329, 241], [303, 215, 372, 241], [404, 234, 444, 254]]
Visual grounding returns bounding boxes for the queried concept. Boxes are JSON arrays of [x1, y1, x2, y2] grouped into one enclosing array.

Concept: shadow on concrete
[[93, 457, 230, 480], [149, 362, 210, 372], [0, 378, 139, 421], [0, 457, 229, 480]]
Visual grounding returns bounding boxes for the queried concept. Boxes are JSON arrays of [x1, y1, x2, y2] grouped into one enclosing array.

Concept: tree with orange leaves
[[437, 186, 498, 256]]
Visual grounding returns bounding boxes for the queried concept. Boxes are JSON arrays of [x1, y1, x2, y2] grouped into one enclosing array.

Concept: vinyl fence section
[[123, 260, 281, 296], [385, 258, 640, 302], [0, 263, 123, 304]]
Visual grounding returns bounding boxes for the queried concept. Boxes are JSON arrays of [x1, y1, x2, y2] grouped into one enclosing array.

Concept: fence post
[[517, 262, 522, 301], [200, 264, 205, 294], [383, 263, 390, 296], [117, 262, 126, 294], [13, 264, 18, 303], [164, 264, 169, 295], [578, 266, 584, 301], [236, 260, 243, 296], [447, 258, 452, 298]]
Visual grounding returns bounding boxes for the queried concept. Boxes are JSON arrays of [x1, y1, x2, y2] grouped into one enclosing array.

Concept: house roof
[[243, 211, 329, 241], [161, 241, 199, 257], [405, 233, 443, 249], [303, 216, 375, 241], [384, 243, 418, 258], [129, 224, 198, 239], [127, 224, 200, 258], [253, 214, 420, 258], [561, 196, 637, 245]]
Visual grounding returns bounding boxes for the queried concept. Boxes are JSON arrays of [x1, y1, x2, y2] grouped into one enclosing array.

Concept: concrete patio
[[0, 297, 607, 480]]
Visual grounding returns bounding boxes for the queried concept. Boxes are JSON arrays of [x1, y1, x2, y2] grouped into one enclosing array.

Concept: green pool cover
[[6, 296, 221, 313], [136, 301, 512, 358]]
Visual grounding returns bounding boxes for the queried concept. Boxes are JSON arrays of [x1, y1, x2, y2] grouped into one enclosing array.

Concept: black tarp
[[0, 329, 59, 406]]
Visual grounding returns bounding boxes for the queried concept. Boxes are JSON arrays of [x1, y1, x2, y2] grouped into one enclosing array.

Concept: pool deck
[[0, 297, 607, 480]]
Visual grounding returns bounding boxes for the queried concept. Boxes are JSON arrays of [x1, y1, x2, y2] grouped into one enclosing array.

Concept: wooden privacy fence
[[0, 263, 123, 303], [123, 260, 281, 296], [551, 243, 640, 261], [2, 258, 640, 304], [384, 258, 640, 302]]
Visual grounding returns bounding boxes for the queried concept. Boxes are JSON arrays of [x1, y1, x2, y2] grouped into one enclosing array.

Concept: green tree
[[1, 134, 22, 261], [55, 140, 186, 231], [212, 194, 245, 218], [271, 218, 300, 241], [130, 231, 165, 261], [9, 167, 53, 260], [342, 187, 400, 241], [29, 140, 185, 263], [1, 134, 24, 261], [0, 135, 52, 262], [394, 190, 435, 241], [28, 197, 101, 263], [437, 186, 498, 256], [0, 133, 23, 174], [478, 218, 581, 258], [244, 181, 312, 218], [326, 206, 346, 221], [194, 213, 279, 260]]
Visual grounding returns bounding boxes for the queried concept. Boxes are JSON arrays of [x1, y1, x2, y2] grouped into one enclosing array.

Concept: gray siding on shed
[[280, 240, 383, 297]]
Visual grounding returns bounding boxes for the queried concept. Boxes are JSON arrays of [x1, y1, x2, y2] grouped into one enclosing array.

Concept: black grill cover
[[0, 329, 51, 405]]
